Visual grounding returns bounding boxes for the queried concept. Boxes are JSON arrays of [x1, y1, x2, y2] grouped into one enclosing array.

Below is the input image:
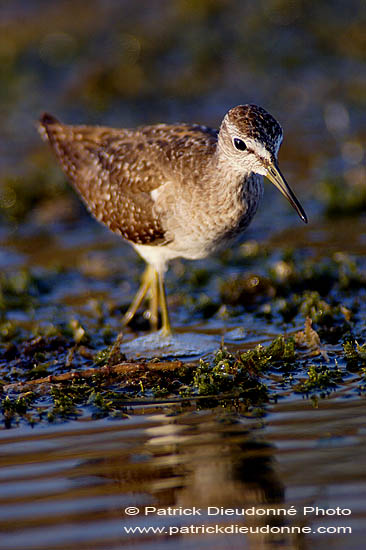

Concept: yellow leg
[[158, 271, 172, 337], [123, 265, 153, 326], [149, 268, 159, 331], [123, 264, 172, 335]]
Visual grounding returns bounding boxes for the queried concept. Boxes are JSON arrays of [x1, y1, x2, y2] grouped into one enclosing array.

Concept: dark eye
[[233, 138, 247, 151]]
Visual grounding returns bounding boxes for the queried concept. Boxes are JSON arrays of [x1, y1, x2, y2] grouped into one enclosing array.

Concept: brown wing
[[38, 114, 218, 245], [38, 114, 167, 244]]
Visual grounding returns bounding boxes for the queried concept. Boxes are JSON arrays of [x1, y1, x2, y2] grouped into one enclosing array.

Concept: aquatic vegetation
[[294, 364, 343, 396], [0, 392, 38, 429], [1, 239, 366, 428], [299, 290, 351, 334], [0, 164, 72, 225], [192, 336, 297, 406], [1, 0, 365, 427], [219, 273, 275, 307], [320, 177, 366, 218], [0, 270, 41, 316], [0, 335, 298, 426], [343, 339, 366, 370], [295, 317, 328, 360]]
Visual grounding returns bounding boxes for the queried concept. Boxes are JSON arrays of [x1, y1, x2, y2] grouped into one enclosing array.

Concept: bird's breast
[[155, 173, 263, 259]]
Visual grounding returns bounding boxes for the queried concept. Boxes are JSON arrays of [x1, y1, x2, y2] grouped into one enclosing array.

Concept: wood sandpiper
[[38, 104, 307, 336]]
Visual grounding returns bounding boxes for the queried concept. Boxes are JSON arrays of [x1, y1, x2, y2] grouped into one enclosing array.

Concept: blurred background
[[1, 0, 365, 207]]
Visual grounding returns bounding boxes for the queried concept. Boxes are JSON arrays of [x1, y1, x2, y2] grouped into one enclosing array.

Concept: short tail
[[37, 113, 95, 194], [38, 112, 61, 142], [39, 112, 59, 125]]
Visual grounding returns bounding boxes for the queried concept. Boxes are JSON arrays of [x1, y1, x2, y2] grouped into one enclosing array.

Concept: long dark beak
[[266, 162, 308, 223]]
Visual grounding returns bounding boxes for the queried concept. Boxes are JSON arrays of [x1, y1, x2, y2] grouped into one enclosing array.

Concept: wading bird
[[39, 105, 307, 336]]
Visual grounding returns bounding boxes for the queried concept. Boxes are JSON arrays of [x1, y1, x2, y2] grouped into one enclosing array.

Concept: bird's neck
[[206, 147, 264, 229], [212, 147, 257, 195]]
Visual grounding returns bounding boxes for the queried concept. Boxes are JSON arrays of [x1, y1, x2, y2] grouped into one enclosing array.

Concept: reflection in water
[[95, 412, 305, 550], [1, 397, 365, 549]]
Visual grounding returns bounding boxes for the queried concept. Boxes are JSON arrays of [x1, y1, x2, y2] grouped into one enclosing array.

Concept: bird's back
[[38, 114, 218, 245]]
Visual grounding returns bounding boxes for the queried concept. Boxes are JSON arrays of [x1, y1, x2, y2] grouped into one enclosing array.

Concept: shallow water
[[1, 1, 366, 549], [1, 393, 365, 550]]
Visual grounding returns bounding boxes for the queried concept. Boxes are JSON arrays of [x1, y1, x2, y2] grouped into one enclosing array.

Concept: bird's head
[[218, 104, 307, 223]]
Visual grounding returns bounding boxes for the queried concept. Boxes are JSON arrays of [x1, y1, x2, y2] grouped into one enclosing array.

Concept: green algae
[[0, 323, 363, 428], [0, 334, 297, 425], [0, 270, 41, 316], [320, 177, 366, 218], [294, 364, 343, 396], [0, 0, 365, 434], [1, 243, 366, 428], [1, 218, 366, 428], [343, 340, 366, 370], [219, 274, 274, 307], [0, 164, 71, 225], [1, 392, 38, 429]]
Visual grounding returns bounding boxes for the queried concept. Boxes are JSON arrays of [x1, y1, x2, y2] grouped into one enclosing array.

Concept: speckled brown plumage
[[39, 113, 218, 246], [38, 105, 307, 334]]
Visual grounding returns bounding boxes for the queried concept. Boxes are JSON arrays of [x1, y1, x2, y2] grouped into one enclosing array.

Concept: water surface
[[1, 2, 366, 549]]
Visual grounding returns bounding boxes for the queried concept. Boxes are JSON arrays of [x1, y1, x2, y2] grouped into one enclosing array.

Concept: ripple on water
[[0, 397, 365, 550]]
